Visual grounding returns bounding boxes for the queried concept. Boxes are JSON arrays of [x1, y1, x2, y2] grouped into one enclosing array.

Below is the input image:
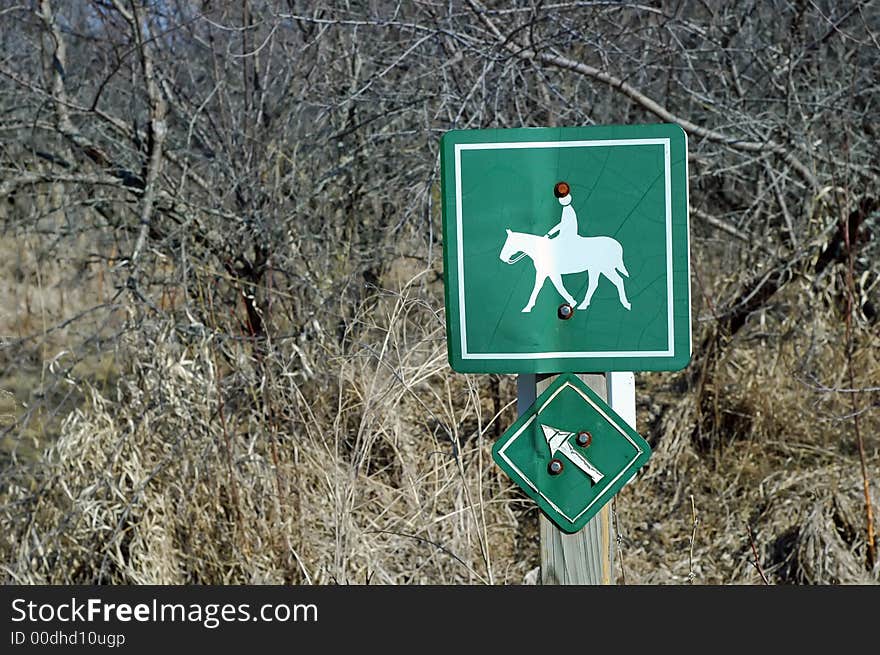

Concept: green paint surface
[[492, 374, 651, 534], [441, 124, 691, 373]]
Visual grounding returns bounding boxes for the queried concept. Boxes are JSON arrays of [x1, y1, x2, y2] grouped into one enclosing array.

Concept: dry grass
[[0, 264, 537, 584], [618, 280, 880, 584], [0, 226, 877, 586], [2, 0, 878, 586]]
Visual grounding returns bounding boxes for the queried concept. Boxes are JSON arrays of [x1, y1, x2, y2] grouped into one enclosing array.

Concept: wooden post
[[518, 371, 635, 585]]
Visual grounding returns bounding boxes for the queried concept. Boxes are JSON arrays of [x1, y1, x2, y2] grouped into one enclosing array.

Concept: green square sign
[[440, 124, 691, 373], [492, 374, 651, 534]]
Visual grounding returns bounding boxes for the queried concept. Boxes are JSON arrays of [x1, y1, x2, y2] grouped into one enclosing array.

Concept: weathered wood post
[[518, 372, 635, 584]]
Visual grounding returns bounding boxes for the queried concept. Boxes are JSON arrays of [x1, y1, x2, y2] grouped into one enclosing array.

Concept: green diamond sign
[[440, 123, 691, 373], [492, 374, 651, 533]]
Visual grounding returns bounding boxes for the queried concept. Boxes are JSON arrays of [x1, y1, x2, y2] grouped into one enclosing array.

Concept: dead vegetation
[[1, 277, 531, 584], [1, 1, 878, 584]]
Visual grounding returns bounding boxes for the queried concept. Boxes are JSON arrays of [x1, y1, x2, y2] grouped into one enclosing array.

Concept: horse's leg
[[577, 271, 599, 309], [604, 270, 631, 310], [522, 270, 547, 312], [548, 272, 576, 307]]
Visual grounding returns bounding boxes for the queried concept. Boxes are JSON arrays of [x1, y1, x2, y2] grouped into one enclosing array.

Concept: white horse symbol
[[499, 228, 632, 313]]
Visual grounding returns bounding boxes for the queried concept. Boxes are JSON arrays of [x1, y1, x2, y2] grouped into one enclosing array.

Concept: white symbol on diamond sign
[[492, 374, 652, 532], [541, 424, 604, 484]]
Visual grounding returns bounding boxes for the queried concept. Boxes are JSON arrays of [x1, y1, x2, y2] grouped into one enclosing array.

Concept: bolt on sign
[[492, 374, 651, 533], [440, 123, 691, 374]]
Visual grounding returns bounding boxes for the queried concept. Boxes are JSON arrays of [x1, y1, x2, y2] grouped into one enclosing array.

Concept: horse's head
[[499, 228, 521, 264]]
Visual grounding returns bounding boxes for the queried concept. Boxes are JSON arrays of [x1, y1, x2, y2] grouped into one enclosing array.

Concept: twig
[[839, 125, 877, 570], [612, 497, 626, 585], [746, 523, 770, 585], [687, 494, 698, 583], [367, 529, 485, 582], [692, 207, 764, 249], [464, 0, 819, 190], [110, 0, 168, 274]]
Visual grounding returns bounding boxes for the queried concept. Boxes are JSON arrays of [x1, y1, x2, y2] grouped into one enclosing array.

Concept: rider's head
[[554, 181, 572, 206]]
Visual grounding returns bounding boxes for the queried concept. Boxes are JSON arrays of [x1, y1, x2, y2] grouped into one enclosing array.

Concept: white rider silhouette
[[499, 181, 632, 313], [547, 181, 579, 241]]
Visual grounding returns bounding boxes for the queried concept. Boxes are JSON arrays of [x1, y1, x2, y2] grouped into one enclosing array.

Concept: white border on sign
[[454, 138, 675, 360], [497, 380, 645, 525]]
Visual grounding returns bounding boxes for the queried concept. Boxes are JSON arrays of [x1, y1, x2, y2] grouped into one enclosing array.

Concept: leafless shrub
[[1, 1, 877, 584]]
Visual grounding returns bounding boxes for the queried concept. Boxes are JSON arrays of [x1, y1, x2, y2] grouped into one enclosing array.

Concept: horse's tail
[[616, 258, 630, 277]]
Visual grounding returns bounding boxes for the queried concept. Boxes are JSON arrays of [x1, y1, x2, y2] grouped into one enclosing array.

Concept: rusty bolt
[[554, 181, 570, 198], [557, 303, 574, 320], [548, 458, 564, 475], [576, 431, 592, 448]]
